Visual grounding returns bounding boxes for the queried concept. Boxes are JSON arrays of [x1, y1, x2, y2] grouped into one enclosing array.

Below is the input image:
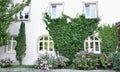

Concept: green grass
[[8, 65, 33, 68]]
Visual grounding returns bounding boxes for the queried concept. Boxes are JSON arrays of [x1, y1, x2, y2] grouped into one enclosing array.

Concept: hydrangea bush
[[72, 51, 99, 70], [34, 55, 52, 70], [0, 58, 13, 68], [34, 53, 69, 70], [72, 51, 112, 70]]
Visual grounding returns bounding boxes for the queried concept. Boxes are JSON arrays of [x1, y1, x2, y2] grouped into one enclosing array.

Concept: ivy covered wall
[[44, 13, 100, 60], [98, 25, 117, 55]]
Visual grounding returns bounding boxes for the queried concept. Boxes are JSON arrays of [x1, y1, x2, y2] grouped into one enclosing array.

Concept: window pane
[[90, 42, 93, 51], [95, 42, 99, 51], [44, 36, 48, 40], [95, 37, 98, 40], [90, 42, 93, 48], [44, 42, 48, 51], [8, 41, 11, 51], [23, 6, 29, 19], [49, 42, 53, 51], [52, 5, 56, 18], [49, 37, 52, 40], [40, 37, 43, 40], [12, 41, 16, 50], [56, 5, 62, 18], [85, 4, 90, 17], [19, 6, 29, 19], [39, 42, 43, 51], [38, 36, 54, 52], [91, 4, 96, 18]]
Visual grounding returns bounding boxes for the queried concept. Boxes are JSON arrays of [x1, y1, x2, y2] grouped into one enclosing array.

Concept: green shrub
[[110, 52, 120, 71], [98, 53, 112, 69], [98, 25, 117, 55], [15, 22, 26, 65]]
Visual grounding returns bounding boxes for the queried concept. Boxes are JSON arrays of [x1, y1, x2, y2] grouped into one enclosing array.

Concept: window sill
[[85, 16, 98, 19], [38, 51, 55, 54], [6, 51, 16, 54], [17, 19, 30, 21]]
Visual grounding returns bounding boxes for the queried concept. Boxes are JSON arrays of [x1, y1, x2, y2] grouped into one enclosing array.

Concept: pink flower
[[82, 55, 85, 59], [107, 62, 111, 66]]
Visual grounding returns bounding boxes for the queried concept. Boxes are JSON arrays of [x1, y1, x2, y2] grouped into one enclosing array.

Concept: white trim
[[83, 2, 98, 18], [38, 36, 54, 54], [6, 36, 17, 53], [49, 2, 64, 19], [17, 5, 31, 21], [84, 36, 101, 54]]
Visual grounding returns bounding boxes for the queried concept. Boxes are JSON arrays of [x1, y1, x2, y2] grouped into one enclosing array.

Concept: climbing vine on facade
[[44, 13, 100, 60], [98, 25, 117, 55]]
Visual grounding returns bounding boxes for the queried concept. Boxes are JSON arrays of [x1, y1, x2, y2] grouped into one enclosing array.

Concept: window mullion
[[98, 41, 100, 52], [88, 37, 91, 52], [93, 40, 95, 52], [43, 39, 45, 52], [11, 40, 13, 52], [90, 5, 92, 18], [48, 39, 50, 52], [84, 41, 86, 51]]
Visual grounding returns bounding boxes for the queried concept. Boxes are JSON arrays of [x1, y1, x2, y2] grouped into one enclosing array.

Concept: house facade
[[0, 0, 120, 65]]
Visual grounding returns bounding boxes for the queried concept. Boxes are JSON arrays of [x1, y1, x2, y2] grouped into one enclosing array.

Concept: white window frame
[[84, 36, 101, 54], [38, 36, 54, 54], [16, 5, 31, 21], [84, 2, 98, 18], [50, 2, 64, 19], [6, 36, 17, 53]]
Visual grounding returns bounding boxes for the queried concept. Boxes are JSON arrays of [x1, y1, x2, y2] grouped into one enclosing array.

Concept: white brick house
[[0, 0, 120, 65]]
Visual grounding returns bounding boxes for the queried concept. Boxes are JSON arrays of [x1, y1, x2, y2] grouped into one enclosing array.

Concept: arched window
[[6, 36, 17, 53], [38, 36, 54, 53], [84, 36, 101, 54]]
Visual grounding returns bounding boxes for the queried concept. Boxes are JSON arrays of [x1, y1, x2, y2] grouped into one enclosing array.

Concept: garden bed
[[0, 68, 115, 72]]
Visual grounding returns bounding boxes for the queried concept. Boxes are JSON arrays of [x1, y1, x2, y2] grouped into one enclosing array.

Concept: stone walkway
[[0, 68, 116, 72]]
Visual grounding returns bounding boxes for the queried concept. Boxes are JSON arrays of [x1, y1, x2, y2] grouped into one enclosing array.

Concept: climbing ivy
[[44, 13, 100, 60], [98, 25, 117, 55]]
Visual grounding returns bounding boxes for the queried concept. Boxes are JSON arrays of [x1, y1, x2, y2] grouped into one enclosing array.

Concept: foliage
[[98, 25, 117, 55], [34, 53, 69, 70], [98, 53, 112, 69], [110, 52, 120, 71], [0, 0, 31, 46], [72, 52, 99, 70], [44, 13, 100, 60], [34, 55, 52, 70], [72, 51, 112, 70], [0, 58, 13, 68], [15, 22, 26, 65]]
